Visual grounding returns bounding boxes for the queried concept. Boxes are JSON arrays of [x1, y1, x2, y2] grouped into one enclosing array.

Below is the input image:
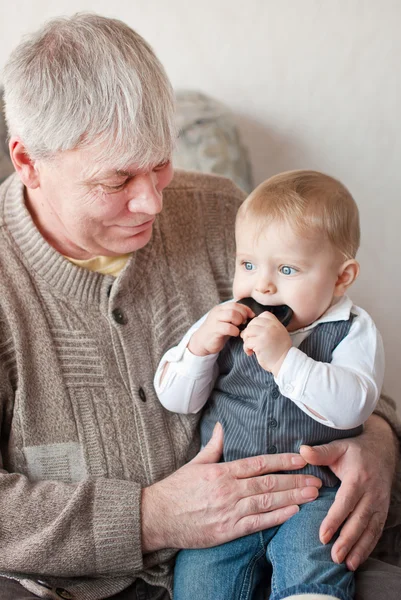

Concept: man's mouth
[[114, 217, 155, 231]]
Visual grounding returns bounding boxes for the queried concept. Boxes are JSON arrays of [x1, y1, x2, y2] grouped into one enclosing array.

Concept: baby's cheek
[[232, 275, 242, 299], [233, 282, 249, 302]]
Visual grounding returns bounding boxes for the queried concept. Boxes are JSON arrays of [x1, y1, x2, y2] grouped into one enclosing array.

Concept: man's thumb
[[190, 422, 223, 465], [300, 442, 345, 466]]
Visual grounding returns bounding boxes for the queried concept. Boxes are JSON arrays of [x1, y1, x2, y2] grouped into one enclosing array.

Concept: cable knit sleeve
[[374, 393, 401, 529], [0, 311, 145, 578]]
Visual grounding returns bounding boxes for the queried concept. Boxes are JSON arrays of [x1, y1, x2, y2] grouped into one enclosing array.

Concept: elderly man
[[0, 13, 400, 600]]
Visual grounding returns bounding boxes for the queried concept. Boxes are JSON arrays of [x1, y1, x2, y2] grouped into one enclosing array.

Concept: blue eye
[[280, 265, 297, 276], [243, 262, 255, 271]]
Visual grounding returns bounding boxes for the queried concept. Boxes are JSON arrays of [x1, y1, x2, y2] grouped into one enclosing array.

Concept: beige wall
[[1, 0, 400, 410]]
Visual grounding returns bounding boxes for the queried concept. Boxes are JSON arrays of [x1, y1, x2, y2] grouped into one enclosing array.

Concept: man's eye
[[154, 160, 170, 171], [243, 262, 255, 271], [280, 265, 297, 276], [102, 182, 126, 193]]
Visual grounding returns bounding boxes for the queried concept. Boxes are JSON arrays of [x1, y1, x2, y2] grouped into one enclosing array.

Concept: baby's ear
[[334, 259, 360, 297]]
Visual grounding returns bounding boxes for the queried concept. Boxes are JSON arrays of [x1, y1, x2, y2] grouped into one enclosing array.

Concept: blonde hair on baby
[[237, 170, 360, 260]]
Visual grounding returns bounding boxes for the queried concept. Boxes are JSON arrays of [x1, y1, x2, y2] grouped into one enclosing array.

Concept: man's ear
[[9, 137, 40, 189], [334, 259, 360, 297]]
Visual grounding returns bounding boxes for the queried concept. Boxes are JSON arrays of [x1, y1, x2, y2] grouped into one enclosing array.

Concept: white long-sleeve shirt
[[154, 296, 384, 429]]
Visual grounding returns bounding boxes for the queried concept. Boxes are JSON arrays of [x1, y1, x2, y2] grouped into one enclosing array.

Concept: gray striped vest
[[200, 316, 361, 486]]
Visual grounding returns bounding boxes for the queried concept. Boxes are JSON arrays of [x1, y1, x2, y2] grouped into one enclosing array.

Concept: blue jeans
[[174, 486, 354, 600]]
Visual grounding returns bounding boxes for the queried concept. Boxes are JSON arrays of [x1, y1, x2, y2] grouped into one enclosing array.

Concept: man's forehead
[[81, 160, 166, 180], [98, 167, 135, 178], [81, 163, 139, 180]]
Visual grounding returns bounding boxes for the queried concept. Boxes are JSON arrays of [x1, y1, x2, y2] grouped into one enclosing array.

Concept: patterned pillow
[[174, 90, 253, 192]]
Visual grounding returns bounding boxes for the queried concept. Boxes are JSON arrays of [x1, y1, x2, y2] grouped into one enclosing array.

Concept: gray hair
[[2, 13, 177, 169]]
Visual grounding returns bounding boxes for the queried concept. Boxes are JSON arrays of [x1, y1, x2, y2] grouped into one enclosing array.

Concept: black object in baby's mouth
[[237, 297, 293, 330]]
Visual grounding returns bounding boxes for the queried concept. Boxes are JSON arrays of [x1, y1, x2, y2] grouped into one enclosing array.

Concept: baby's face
[[233, 217, 345, 331]]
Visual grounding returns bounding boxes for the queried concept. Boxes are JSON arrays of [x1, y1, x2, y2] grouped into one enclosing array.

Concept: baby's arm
[[275, 307, 384, 429], [154, 302, 254, 414]]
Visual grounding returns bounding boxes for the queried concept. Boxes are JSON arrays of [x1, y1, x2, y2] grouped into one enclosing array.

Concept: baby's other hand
[[241, 311, 292, 375], [188, 302, 254, 356]]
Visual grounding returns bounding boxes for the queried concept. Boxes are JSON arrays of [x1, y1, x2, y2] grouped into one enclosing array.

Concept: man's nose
[[127, 172, 163, 215]]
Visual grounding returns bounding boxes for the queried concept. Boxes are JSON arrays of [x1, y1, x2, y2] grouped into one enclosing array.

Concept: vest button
[[267, 445, 277, 454], [112, 308, 126, 324], [271, 387, 280, 399], [138, 387, 147, 402], [268, 419, 277, 428]]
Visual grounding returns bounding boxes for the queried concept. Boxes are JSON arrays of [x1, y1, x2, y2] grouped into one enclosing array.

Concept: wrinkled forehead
[[51, 143, 165, 182], [81, 162, 151, 180]]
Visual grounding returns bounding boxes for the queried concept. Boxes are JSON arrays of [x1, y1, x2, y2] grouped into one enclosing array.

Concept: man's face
[[233, 216, 345, 331], [26, 146, 174, 258]]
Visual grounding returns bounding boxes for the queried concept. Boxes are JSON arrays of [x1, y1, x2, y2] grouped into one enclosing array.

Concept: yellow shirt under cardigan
[[67, 254, 131, 277]]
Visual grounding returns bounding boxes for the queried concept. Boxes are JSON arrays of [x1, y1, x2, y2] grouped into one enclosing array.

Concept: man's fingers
[[319, 483, 358, 544], [344, 510, 386, 570], [238, 486, 319, 519], [244, 473, 322, 496], [331, 503, 386, 569], [227, 452, 308, 478], [300, 442, 345, 467], [190, 422, 223, 465], [237, 505, 300, 537]]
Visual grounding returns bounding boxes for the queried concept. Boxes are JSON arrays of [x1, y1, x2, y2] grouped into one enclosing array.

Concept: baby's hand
[[241, 311, 292, 376], [188, 303, 254, 356]]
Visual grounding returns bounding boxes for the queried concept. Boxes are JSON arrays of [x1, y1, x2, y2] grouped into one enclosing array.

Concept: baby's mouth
[[237, 297, 293, 329]]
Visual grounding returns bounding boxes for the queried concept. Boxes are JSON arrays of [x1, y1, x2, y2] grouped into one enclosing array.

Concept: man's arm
[[0, 327, 145, 577], [142, 423, 323, 552], [301, 400, 400, 570]]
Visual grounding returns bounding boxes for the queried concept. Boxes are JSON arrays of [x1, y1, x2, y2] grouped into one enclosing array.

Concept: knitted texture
[[0, 170, 243, 599]]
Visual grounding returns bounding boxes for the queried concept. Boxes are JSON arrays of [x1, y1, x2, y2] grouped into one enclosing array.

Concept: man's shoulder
[[160, 170, 244, 238], [0, 173, 20, 228], [166, 169, 246, 203]]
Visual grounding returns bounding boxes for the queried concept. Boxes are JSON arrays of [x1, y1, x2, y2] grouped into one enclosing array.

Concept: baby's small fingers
[[217, 322, 240, 338], [237, 303, 255, 320], [256, 311, 280, 323], [220, 308, 247, 327], [242, 336, 256, 355], [231, 303, 255, 324]]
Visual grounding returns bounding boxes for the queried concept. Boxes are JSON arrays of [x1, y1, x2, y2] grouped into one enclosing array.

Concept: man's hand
[[241, 311, 292, 376], [188, 302, 254, 356], [300, 414, 398, 570], [142, 423, 322, 552]]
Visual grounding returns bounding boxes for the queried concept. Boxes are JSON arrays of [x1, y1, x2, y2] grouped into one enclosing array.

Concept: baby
[[154, 170, 384, 600]]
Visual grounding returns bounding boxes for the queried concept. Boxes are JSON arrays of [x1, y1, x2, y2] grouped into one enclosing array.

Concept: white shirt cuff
[[275, 347, 313, 400], [175, 348, 219, 377]]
